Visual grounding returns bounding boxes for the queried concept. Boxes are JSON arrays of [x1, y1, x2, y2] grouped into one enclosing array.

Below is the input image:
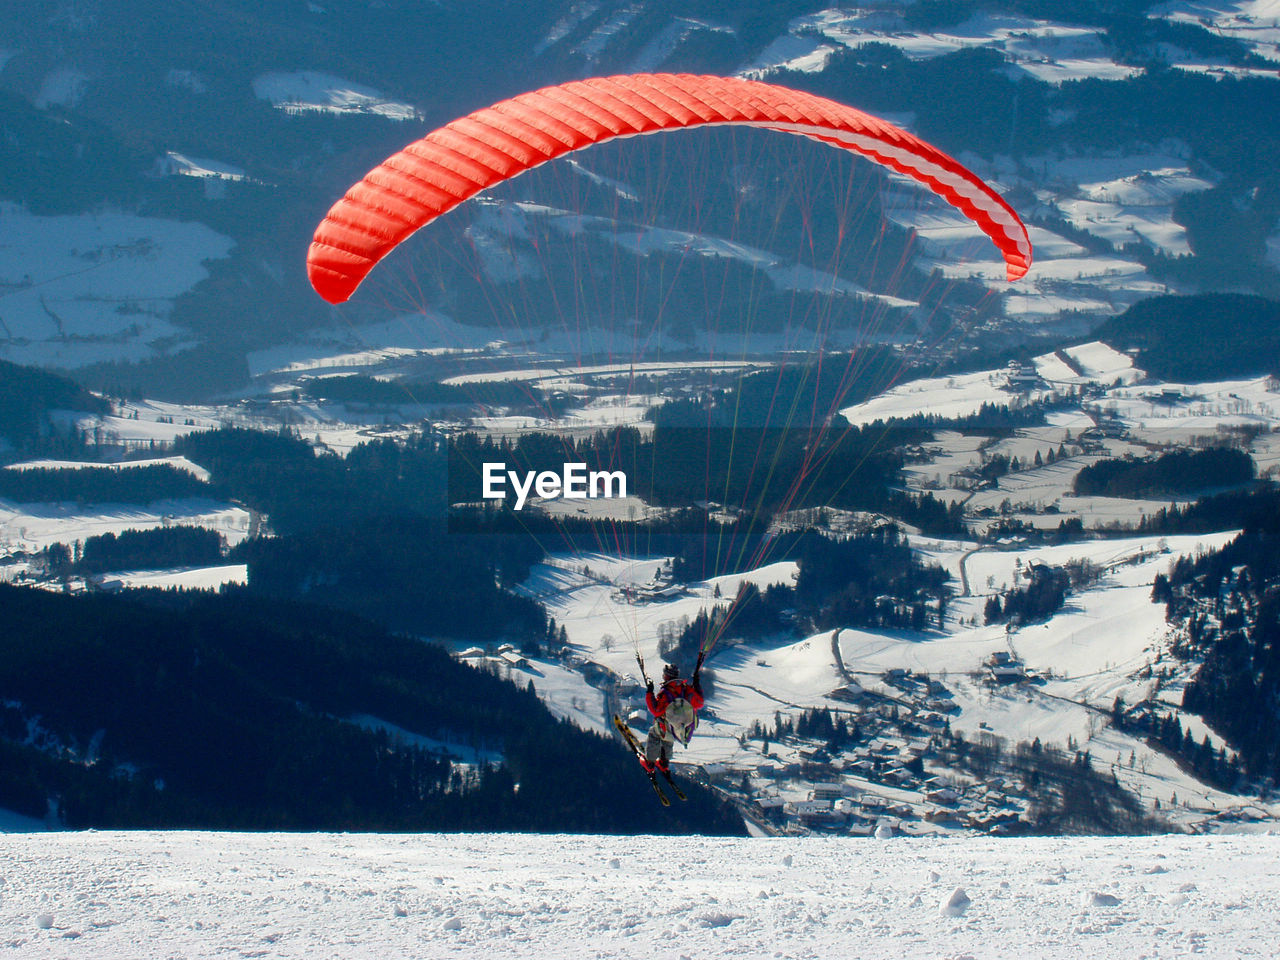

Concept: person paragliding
[[612, 651, 706, 805], [644, 660, 704, 774], [310, 72, 1034, 807]]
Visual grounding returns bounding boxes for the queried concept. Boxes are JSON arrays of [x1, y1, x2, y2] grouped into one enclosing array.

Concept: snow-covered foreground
[[3, 831, 1278, 958]]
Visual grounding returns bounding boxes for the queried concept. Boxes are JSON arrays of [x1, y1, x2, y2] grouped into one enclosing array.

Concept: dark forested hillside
[[1156, 489, 1280, 785], [0, 359, 109, 458], [166, 427, 547, 640], [174, 427, 450, 531], [0, 463, 210, 504], [1139, 483, 1280, 535], [0, 584, 743, 834], [1073, 448, 1255, 498], [449, 372, 964, 533], [234, 517, 548, 641], [1093, 294, 1280, 381], [793, 527, 952, 631]]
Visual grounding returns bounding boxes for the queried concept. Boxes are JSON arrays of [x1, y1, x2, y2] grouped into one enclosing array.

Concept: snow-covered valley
[[4, 338, 1277, 837]]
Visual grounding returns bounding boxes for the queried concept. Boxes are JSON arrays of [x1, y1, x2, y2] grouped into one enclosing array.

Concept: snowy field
[[838, 367, 1030, 426], [0, 498, 252, 555], [95, 564, 248, 591], [741, 9, 1143, 83], [473, 395, 661, 436], [0, 204, 234, 368], [838, 341, 1279, 530], [52, 396, 430, 461], [154, 151, 248, 183], [444, 359, 760, 388], [0, 450, 254, 561], [1096, 375, 1280, 448], [881, 179, 1186, 322], [1155, 0, 1280, 64], [252, 72, 416, 120], [1063, 341, 1142, 385], [839, 341, 1139, 426], [2, 831, 1278, 959], [744, 4, 1280, 78]]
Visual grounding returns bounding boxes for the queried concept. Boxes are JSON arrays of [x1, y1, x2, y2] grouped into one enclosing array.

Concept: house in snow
[[499, 651, 530, 670], [1005, 362, 1042, 391], [790, 800, 846, 829], [987, 651, 1026, 682], [882, 765, 914, 786], [754, 796, 786, 816], [787, 799, 831, 817], [812, 782, 854, 801]]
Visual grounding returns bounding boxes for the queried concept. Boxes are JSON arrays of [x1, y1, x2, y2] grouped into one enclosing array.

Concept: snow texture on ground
[[1097, 375, 1280, 446], [838, 368, 1021, 426], [1155, 0, 1280, 63], [155, 152, 248, 181], [1, 831, 1277, 958]]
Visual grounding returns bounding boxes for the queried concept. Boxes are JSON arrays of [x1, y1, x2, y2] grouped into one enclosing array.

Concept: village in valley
[[431, 339, 1280, 838]]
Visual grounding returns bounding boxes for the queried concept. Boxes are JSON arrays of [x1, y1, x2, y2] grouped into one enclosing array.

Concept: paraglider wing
[[307, 73, 1032, 304]]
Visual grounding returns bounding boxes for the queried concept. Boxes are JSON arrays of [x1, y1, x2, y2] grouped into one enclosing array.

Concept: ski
[[646, 770, 669, 806], [612, 715, 669, 806], [613, 714, 687, 801], [658, 766, 687, 801]]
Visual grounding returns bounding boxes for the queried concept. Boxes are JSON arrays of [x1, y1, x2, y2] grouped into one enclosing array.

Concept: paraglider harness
[[642, 652, 704, 746], [657, 680, 699, 745]]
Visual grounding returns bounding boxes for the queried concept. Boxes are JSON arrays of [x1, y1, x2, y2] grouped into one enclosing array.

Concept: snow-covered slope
[[2, 831, 1278, 958]]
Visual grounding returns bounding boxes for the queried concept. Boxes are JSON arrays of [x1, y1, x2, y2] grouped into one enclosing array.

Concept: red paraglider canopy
[[307, 73, 1032, 304]]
